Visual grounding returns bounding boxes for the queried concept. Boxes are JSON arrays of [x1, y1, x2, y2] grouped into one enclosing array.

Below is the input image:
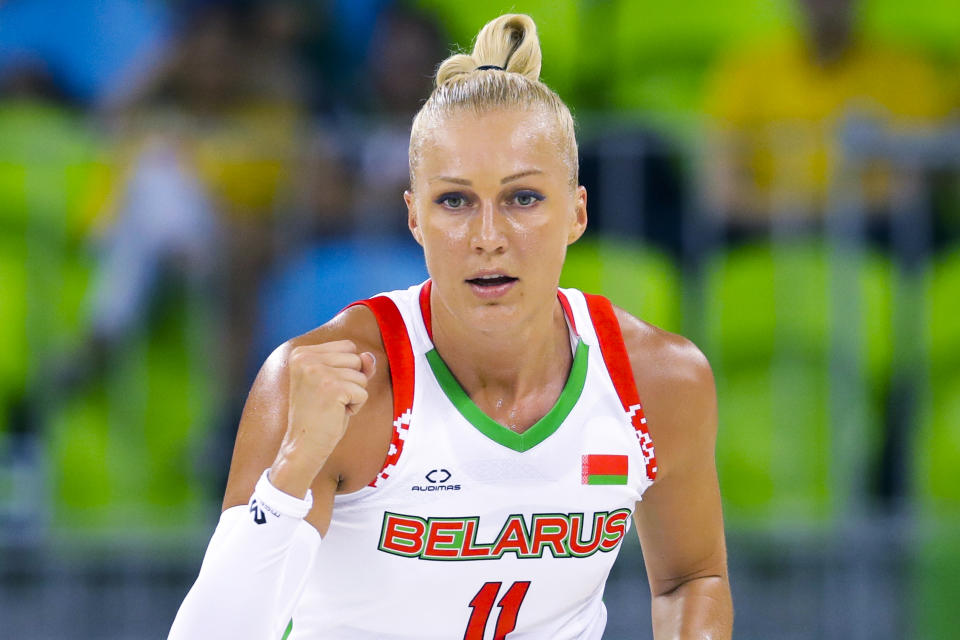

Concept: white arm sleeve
[[168, 470, 321, 640]]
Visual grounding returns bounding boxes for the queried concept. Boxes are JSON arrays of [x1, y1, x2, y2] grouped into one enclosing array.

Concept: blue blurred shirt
[[255, 235, 428, 366]]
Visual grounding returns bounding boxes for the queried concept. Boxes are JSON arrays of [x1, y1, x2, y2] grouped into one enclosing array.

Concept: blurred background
[[0, 0, 957, 637]]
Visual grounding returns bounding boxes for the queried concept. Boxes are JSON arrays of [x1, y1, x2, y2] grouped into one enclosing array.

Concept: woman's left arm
[[617, 309, 733, 639]]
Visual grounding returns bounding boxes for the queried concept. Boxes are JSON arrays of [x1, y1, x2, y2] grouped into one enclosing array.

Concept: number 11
[[464, 581, 531, 640]]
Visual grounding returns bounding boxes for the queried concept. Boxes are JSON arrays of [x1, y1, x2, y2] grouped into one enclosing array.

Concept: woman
[[170, 14, 732, 639]]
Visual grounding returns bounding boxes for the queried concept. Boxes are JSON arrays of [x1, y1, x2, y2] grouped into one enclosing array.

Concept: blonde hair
[[408, 14, 578, 189]]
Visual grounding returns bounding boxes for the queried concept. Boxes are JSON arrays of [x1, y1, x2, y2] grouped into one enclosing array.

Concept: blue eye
[[512, 190, 544, 207], [436, 193, 469, 209]]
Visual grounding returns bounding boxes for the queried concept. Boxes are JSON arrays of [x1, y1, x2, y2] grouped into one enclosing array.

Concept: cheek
[[505, 212, 569, 254], [419, 215, 467, 275], [422, 214, 469, 252]]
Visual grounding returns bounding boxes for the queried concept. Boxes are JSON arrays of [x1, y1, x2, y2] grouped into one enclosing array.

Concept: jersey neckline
[[424, 338, 589, 453]]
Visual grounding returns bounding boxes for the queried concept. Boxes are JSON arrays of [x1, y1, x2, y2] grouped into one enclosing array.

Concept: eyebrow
[[501, 169, 543, 184], [430, 169, 544, 186]]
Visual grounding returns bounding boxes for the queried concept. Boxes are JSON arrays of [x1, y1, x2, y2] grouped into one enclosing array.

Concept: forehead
[[417, 108, 567, 182]]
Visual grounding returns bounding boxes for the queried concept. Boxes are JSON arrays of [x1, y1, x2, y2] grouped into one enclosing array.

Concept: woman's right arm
[[168, 314, 380, 639]]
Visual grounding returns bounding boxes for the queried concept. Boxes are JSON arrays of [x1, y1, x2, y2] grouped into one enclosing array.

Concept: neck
[[430, 289, 572, 422]]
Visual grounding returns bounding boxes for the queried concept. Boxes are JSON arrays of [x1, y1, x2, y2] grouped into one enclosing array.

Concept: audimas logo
[[412, 468, 461, 492], [427, 469, 451, 483]]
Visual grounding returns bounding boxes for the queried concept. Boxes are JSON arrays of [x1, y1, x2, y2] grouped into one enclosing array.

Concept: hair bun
[[435, 14, 542, 87]]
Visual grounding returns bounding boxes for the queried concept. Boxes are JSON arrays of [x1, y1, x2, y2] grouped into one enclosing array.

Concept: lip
[[464, 270, 518, 300], [466, 269, 516, 280], [467, 278, 517, 299]]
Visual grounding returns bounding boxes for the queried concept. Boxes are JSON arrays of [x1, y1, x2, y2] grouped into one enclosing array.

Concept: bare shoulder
[[612, 306, 718, 479], [289, 304, 385, 359], [221, 304, 389, 510], [612, 306, 714, 393]]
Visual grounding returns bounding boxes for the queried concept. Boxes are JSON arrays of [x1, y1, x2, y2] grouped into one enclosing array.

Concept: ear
[[405, 190, 424, 246], [567, 185, 588, 245]]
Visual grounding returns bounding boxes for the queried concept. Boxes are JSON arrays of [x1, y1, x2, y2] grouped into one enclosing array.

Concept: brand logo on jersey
[[427, 468, 451, 483], [411, 468, 461, 492], [378, 509, 631, 560]]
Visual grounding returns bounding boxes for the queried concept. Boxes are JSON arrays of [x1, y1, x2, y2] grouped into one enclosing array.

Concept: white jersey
[[287, 281, 657, 640]]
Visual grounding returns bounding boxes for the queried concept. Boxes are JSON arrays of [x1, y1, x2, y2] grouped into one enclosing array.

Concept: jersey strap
[[419, 280, 433, 341], [557, 290, 579, 335], [582, 293, 658, 482], [349, 296, 415, 487]]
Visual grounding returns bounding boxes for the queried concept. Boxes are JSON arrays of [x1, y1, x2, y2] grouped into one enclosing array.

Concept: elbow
[[651, 574, 733, 640]]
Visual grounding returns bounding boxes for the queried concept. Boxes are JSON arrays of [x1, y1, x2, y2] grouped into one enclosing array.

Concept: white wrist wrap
[[168, 470, 320, 640], [252, 469, 313, 522]]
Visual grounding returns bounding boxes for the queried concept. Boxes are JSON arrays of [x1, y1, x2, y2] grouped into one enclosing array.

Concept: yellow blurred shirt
[[703, 32, 949, 218], [192, 102, 301, 220]]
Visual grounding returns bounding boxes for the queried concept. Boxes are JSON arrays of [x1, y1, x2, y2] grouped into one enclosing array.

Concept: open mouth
[[465, 275, 518, 287]]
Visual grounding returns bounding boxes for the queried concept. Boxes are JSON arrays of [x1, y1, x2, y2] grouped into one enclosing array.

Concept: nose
[[471, 199, 507, 255]]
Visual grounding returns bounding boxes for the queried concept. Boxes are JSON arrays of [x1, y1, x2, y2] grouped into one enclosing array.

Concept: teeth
[[467, 274, 515, 285]]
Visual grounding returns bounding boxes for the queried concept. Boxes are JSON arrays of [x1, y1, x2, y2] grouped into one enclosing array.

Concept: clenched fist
[[269, 340, 377, 498]]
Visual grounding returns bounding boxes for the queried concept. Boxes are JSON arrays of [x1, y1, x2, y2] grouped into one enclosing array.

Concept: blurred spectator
[[2, 0, 336, 530], [90, 0, 315, 399], [312, 0, 395, 112], [250, 5, 442, 359], [231, 4, 438, 489], [85, 140, 218, 344], [702, 0, 950, 231], [338, 4, 446, 235]]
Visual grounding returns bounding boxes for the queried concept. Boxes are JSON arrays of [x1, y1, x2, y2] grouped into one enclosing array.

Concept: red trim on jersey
[[582, 293, 658, 482], [418, 280, 579, 340], [557, 290, 579, 335], [348, 296, 415, 487], [419, 279, 433, 341]]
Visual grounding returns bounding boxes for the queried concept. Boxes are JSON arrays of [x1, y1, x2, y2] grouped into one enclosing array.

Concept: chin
[[466, 299, 523, 329]]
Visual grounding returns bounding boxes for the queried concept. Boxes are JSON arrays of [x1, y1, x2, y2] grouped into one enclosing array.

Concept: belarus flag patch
[[581, 454, 628, 485]]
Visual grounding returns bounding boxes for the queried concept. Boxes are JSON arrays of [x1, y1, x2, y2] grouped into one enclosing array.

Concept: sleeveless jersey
[[288, 281, 657, 640]]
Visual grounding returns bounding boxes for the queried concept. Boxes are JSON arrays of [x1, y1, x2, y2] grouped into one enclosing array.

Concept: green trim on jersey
[[425, 340, 588, 453], [281, 619, 292, 639], [585, 474, 628, 486]]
